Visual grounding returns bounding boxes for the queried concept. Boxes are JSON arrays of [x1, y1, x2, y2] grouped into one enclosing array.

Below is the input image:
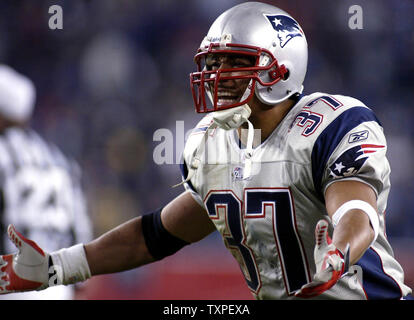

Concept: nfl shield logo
[[233, 166, 244, 181]]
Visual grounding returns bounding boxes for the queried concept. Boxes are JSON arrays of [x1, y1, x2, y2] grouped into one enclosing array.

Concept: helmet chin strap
[[173, 103, 255, 188], [243, 117, 254, 180]]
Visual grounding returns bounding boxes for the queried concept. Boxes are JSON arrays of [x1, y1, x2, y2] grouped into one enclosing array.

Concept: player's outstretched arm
[[296, 180, 376, 298], [0, 191, 215, 293], [85, 191, 215, 276]]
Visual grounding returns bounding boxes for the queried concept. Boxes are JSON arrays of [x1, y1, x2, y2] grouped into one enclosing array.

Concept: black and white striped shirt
[[0, 126, 92, 255]]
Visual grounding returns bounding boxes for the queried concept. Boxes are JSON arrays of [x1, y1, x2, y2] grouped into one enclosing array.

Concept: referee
[[0, 65, 92, 299]]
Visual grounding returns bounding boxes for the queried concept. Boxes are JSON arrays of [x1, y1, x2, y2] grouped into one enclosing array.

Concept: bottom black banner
[[0, 299, 412, 319]]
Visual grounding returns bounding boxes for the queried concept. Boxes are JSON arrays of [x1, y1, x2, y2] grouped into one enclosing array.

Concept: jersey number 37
[[205, 188, 311, 295]]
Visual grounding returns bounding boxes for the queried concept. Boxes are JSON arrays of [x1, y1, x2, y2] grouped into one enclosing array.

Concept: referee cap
[[0, 65, 35, 123]]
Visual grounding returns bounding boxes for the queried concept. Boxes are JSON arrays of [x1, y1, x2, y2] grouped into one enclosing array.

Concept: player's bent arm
[[295, 180, 377, 297], [85, 191, 215, 276], [324, 180, 376, 264]]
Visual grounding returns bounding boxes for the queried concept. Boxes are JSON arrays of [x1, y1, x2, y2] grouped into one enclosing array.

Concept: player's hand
[[0, 225, 53, 293], [295, 219, 349, 298]]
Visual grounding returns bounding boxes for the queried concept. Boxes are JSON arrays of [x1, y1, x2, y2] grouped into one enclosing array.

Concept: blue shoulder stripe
[[311, 106, 382, 199]]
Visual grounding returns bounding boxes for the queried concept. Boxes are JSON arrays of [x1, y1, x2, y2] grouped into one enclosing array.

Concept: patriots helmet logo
[[265, 14, 303, 48], [329, 144, 385, 178]]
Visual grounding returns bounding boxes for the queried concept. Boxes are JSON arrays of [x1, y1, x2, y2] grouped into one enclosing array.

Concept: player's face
[[205, 53, 256, 108]]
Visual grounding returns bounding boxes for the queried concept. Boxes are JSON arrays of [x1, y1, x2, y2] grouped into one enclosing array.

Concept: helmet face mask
[[189, 2, 308, 114], [190, 43, 288, 113]]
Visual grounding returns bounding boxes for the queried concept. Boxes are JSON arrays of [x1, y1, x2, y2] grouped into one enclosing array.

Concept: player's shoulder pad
[[182, 113, 214, 163], [291, 92, 382, 139], [299, 92, 371, 116], [305, 93, 384, 198]]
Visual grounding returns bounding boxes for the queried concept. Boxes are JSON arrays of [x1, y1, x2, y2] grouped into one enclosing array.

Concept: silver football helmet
[[190, 2, 308, 113]]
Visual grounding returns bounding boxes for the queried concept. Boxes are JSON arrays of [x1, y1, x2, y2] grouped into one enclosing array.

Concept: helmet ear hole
[[282, 69, 290, 81]]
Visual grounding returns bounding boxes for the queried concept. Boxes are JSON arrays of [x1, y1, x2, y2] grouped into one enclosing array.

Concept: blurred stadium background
[[1, 0, 413, 299]]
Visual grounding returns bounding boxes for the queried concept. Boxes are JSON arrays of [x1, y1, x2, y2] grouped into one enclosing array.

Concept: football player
[[0, 2, 412, 300]]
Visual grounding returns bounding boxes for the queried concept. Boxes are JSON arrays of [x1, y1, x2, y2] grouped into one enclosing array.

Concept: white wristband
[[50, 244, 91, 285], [332, 200, 379, 247]]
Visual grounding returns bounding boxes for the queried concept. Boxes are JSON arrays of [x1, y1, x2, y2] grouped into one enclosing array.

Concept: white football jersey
[[181, 92, 412, 300], [0, 127, 92, 299]]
